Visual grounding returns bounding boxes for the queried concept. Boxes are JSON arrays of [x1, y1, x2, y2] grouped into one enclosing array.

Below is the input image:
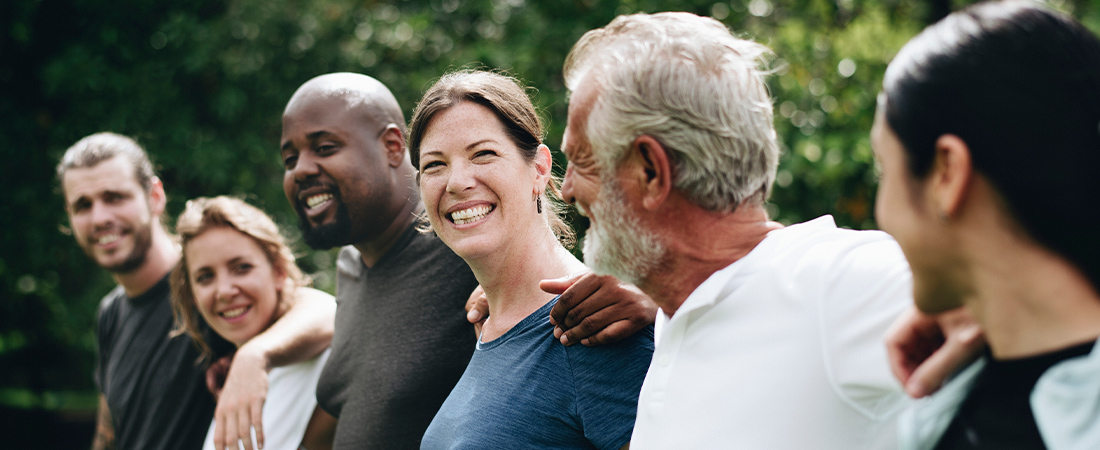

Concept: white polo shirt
[[632, 216, 911, 449]]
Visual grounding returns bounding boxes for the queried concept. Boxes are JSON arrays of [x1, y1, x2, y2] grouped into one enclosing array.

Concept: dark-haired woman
[[409, 70, 653, 449], [870, 1, 1100, 448]]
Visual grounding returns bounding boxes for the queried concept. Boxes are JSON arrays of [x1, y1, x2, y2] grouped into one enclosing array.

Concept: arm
[[299, 406, 337, 450], [543, 272, 657, 346], [91, 394, 115, 450], [465, 273, 658, 346], [212, 287, 336, 450], [884, 306, 985, 398]]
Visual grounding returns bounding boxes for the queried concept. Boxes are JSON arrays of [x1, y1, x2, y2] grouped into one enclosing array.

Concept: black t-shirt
[[95, 273, 230, 450], [934, 340, 1096, 450], [317, 225, 479, 449]]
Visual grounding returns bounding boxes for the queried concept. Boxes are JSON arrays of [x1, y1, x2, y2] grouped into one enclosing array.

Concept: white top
[[631, 216, 912, 449], [203, 348, 331, 450]]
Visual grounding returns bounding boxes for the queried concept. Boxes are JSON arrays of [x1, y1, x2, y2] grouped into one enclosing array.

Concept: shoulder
[[768, 216, 908, 283], [96, 285, 127, 333], [562, 326, 655, 376]]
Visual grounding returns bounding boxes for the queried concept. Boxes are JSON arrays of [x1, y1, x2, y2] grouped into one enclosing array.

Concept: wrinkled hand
[[543, 272, 658, 346], [213, 349, 269, 450], [206, 355, 233, 400], [465, 285, 488, 338], [885, 306, 985, 398]]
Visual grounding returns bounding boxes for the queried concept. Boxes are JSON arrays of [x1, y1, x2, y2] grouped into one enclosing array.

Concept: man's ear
[[930, 134, 973, 219], [628, 135, 673, 210], [381, 124, 407, 167], [147, 176, 167, 217]]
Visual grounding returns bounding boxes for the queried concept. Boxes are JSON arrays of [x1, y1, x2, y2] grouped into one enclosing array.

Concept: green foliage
[[2, 0, 1097, 413]]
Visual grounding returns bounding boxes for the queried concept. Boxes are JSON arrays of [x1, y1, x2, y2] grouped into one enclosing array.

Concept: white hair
[[564, 12, 779, 212]]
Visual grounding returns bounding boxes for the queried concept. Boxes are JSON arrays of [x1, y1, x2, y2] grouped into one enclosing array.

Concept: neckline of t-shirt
[[127, 272, 172, 305], [476, 296, 559, 351]]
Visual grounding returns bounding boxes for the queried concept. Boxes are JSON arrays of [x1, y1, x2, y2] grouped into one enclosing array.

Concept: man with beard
[[558, 13, 912, 448], [58, 132, 335, 450], [275, 72, 656, 448]]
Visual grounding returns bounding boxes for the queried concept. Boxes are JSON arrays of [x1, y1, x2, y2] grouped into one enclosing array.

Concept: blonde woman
[[171, 196, 335, 450]]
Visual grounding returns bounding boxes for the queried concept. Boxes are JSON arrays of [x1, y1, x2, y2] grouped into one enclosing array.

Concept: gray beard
[[582, 180, 666, 287]]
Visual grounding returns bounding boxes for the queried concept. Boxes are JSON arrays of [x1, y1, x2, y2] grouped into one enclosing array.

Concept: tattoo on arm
[[91, 396, 116, 450]]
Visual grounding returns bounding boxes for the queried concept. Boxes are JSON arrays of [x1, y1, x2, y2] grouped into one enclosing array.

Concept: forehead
[[420, 102, 508, 151], [62, 156, 143, 202], [186, 226, 265, 262], [281, 93, 362, 140], [564, 80, 600, 153]]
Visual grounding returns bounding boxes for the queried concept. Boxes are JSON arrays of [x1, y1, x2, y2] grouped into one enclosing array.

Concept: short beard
[[582, 180, 666, 286], [297, 202, 354, 250], [95, 223, 153, 274]]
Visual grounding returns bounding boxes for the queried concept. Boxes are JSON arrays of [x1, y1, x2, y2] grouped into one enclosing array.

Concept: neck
[[639, 201, 782, 317], [964, 231, 1100, 359], [471, 227, 585, 342], [115, 225, 179, 298], [354, 187, 421, 268]]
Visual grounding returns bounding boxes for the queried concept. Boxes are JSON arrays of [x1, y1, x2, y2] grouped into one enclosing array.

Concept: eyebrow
[[419, 139, 503, 161], [281, 130, 338, 151]]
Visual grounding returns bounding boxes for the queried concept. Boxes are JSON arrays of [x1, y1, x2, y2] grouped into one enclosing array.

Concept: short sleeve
[[818, 234, 911, 418], [94, 292, 120, 392], [569, 326, 655, 449]]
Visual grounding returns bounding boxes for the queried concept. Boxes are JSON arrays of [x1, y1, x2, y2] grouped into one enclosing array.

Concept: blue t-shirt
[[421, 297, 654, 450]]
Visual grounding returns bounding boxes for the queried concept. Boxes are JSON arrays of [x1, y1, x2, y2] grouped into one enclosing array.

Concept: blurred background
[[2, 0, 1097, 446]]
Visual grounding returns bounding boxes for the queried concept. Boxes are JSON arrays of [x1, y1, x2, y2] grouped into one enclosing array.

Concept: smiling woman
[[407, 70, 653, 450], [169, 196, 336, 450]]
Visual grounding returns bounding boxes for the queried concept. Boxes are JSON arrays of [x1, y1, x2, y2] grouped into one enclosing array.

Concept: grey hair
[[57, 132, 156, 194], [564, 12, 779, 212]]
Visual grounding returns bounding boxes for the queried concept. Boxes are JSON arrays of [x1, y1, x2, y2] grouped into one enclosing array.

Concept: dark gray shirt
[[317, 225, 479, 449], [95, 274, 228, 450]]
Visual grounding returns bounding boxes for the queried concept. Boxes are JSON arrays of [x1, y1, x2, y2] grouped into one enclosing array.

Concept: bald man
[[272, 73, 656, 448]]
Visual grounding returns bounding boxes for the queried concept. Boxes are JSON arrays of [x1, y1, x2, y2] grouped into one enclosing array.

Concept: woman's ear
[[931, 134, 974, 219], [533, 144, 553, 193]]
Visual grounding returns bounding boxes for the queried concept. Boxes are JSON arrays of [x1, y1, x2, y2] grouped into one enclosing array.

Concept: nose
[[560, 164, 576, 205], [215, 275, 239, 302], [445, 162, 476, 194], [291, 150, 321, 182], [89, 202, 115, 229]]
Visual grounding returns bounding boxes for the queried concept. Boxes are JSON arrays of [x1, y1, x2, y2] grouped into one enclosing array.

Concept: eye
[[283, 154, 298, 169], [473, 149, 498, 159], [193, 271, 213, 285], [316, 144, 337, 155], [71, 200, 90, 213], [233, 262, 254, 274], [421, 160, 444, 173]]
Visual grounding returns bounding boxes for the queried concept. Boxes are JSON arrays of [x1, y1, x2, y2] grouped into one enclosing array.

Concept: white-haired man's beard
[[582, 179, 666, 287]]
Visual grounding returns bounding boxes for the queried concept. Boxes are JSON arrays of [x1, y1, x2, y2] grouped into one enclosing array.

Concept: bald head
[[284, 72, 406, 135]]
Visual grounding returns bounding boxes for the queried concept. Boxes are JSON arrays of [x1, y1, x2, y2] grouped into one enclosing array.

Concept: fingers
[[571, 319, 646, 347], [251, 399, 264, 450], [206, 356, 232, 399], [884, 308, 939, 388], [213, 409, 226, 450], [548, 273, 611, 329], [238, 406, 255, 450], [906, 311, 984, 398], [465, 286, 489, 325]]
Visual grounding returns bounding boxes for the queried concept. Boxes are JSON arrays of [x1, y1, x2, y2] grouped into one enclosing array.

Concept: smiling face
[[62, 156, 157, 273], [185, 226, 284, 347], [281, 92, 400, 250], [561, 78, 666, 285], [417, 101, 546, 260]]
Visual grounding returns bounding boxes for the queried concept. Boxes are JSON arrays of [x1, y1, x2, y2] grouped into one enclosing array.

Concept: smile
[[449, 205, 494, 225], [306, 193, 333, 210], [97, 234, 120, 245], [220, 305, 251, 319]]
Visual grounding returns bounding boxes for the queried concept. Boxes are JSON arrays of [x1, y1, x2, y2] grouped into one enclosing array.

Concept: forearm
[[91, 395, 115, 450], [238, 287, 335, 369]]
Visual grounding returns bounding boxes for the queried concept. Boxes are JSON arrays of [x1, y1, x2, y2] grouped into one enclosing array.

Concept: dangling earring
[[536, 193, 542, 214]]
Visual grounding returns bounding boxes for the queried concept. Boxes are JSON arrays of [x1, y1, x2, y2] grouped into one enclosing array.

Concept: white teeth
[[306, 193, 333, 209], [450, 205, 492, 225], [98, 234, 120, 245], [220, 306, 249, 319]]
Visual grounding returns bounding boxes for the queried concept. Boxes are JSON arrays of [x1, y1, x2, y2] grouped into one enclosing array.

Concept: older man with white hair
[[560, 13, 911, 449]]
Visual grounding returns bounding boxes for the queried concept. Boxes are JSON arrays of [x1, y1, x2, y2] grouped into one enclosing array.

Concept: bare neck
[[354, 184, 421, 268], [962, 225, 1100, 359], [471, 228, 586, 342], [640, 201, 783, 317], [116, 225, 180, 298]]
